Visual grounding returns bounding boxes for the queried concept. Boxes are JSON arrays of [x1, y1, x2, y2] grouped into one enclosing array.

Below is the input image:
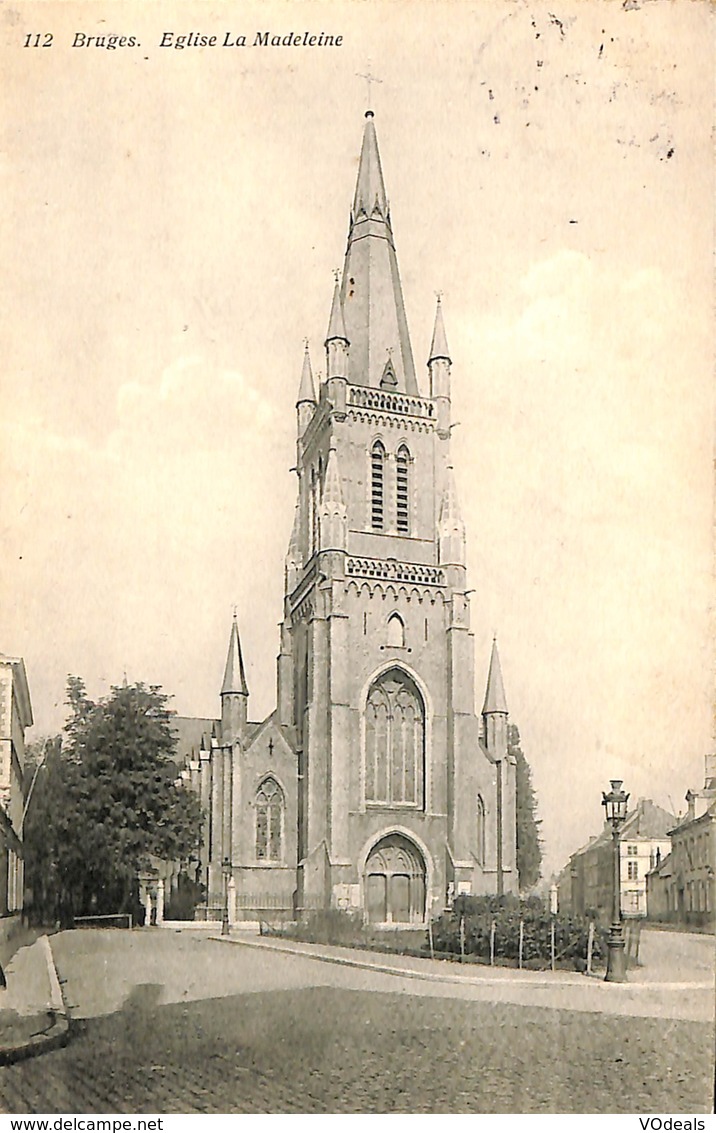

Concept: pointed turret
[[428, 298, 452, 432], [482, 638, 508, 715], [285, 499, 302, 593], [325, 278, 349, 401], [482, 638, 508, 764], [326, 278, 349, 346], [428, 297, 451, 364], [296, 344, 316, 436], [438, 466, 466, 567], [221, 614, 249, 741], [319, 444, 347, 551], [339, 113, 418, 394]]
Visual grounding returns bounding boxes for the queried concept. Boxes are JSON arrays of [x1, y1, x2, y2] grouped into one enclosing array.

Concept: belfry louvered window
[[396, 445, 410, 533], [371, 442, 385, 530]]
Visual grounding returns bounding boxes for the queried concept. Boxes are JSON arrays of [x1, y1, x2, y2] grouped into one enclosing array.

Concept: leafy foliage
[[430, 895, 608, 969], [24, 678, 203, 925], [509, 724, 543, 891]]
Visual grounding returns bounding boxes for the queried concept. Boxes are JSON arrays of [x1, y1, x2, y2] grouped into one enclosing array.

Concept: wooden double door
[[365, 833, 426, 925]]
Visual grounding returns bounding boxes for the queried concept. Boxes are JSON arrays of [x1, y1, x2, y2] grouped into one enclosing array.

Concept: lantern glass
[[602, 780, 629, 827]]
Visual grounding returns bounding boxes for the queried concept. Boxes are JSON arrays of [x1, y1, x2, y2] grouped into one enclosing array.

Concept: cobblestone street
[[0, 930, 712, 1114]]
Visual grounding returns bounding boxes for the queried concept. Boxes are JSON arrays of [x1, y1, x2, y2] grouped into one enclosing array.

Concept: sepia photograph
[[0, 0, 713, 1117]]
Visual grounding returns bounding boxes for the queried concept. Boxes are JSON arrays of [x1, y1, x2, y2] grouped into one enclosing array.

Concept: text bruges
[[159, 31, 343, 49]]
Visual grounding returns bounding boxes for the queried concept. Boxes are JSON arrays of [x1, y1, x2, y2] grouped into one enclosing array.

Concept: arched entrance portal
[[364, 833, 426, 925]]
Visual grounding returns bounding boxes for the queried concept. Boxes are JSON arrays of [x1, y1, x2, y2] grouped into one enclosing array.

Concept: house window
[[627, 845, 638, 856], [627, 861, 638, 881], [256, 777, 283, 862], [396, 445, 410, 534], [476, 795, 486, 867], [371, 442, 385, 530], [365, 668, 425, 808]]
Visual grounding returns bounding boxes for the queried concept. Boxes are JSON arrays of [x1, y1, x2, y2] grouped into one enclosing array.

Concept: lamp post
[[221, 857, 232, 937], [601, 779, 629, 983]]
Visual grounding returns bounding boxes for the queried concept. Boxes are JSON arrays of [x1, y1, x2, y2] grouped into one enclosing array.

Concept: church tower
[[176, 111, 517, 922], [274, 111, 517, 920]]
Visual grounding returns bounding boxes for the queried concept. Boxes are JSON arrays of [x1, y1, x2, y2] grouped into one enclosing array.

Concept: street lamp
[[221, 857, 232, 937], [601, 779, 630, 983]]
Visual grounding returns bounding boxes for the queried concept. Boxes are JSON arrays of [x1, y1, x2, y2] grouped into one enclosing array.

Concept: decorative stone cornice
[[347, 385, 435, 420], [346, 557, 445, 586]]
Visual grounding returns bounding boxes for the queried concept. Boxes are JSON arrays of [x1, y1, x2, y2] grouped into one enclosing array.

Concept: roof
[[670, 798, 716, 835], [568, 799, 678, 861], [172, 716, 218, 758], [646, 850, 673, 879], [0, 654, 33, 729]]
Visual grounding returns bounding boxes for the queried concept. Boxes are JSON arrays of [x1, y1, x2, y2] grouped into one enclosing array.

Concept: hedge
[[429, 895, 609, 969]]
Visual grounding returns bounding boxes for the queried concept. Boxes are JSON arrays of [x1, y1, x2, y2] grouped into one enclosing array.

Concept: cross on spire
[[356, 64, 382, 110]]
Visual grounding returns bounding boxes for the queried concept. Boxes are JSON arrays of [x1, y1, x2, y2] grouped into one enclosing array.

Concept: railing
[[347, 386, 435, 420], [346, 557, 445, 586], [74, 913, 133, 930]]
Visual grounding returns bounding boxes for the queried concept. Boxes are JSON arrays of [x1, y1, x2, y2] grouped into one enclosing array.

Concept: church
[[175, 111, 518, 926]]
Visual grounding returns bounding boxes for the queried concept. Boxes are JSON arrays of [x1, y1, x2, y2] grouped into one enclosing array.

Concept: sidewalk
[[0, 935, 69, 1065], [208, 927, 714, 1021]]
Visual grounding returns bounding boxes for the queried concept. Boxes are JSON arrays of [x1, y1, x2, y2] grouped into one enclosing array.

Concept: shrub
[[429, 895, 608, 969], [291, 908, 368, 946]]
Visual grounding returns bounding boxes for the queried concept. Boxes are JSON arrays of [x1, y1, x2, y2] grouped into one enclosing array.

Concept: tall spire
[[352, 111, 389, 221], [221, 615, 248, 697], [428, 297, 451, 364], [339, 113, 418, 394], [482, 638, 508, 715]]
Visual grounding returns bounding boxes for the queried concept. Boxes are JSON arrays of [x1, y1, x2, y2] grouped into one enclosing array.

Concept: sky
[[2, 0, 713, 878]]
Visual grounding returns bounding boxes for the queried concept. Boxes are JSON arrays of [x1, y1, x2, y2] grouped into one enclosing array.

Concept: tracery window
[[396, 445, 410, 534], [365, 668, 424, 808], [371, 442, 385, 530], [256, 777, 283, 862]]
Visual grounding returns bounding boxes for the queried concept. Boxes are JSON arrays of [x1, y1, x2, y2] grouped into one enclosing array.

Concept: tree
[[24, 678, 203, 924], [23, 736, 86, 925], [508, 724, 543, 891]]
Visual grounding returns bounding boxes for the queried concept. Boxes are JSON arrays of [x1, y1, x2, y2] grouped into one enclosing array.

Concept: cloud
[[113, 355, 275, 454]]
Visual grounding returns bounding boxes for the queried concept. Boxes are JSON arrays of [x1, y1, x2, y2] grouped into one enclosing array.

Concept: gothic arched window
[[371, 442, 385, 530], [396, 445, 410, 534], [387, 613, 405, 648], [256, 777, 283, 862], [365, 668, 424, 808], [476, 794, 486, 867]]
